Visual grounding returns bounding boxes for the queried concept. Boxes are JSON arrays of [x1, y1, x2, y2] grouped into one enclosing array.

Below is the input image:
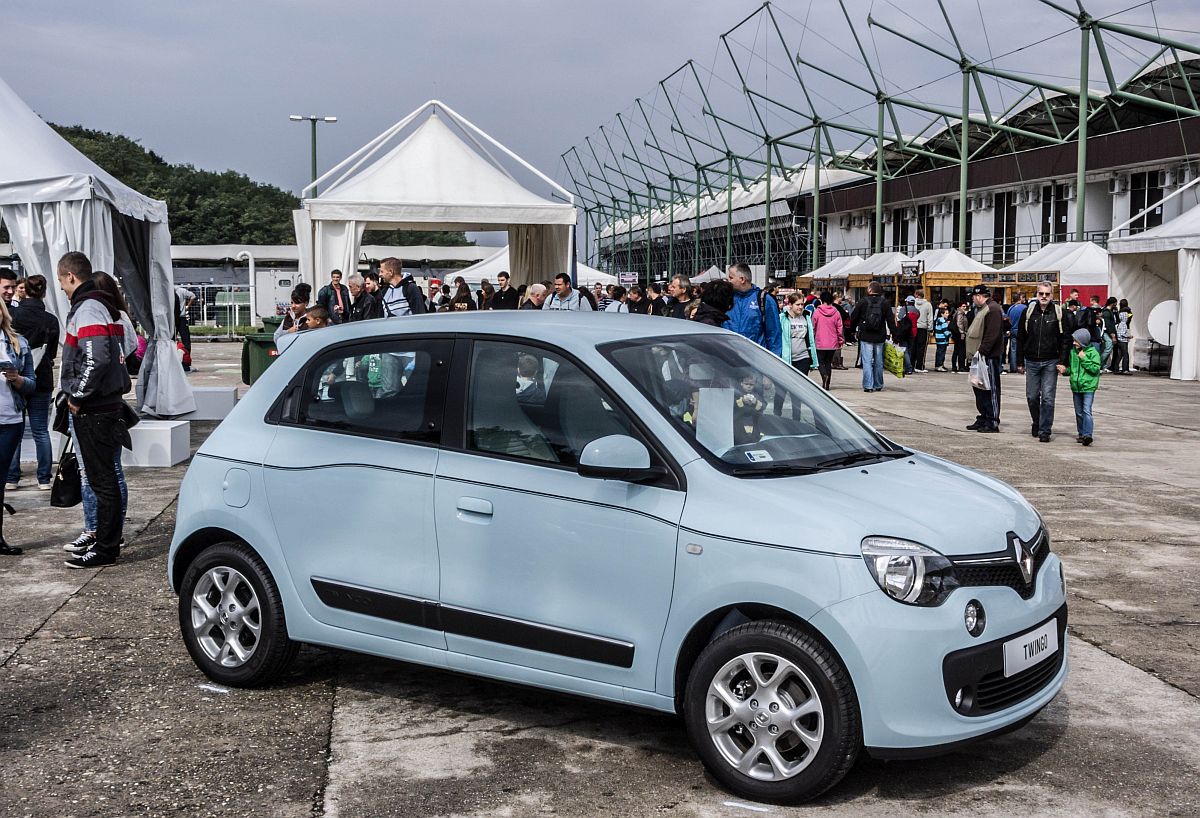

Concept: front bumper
[[809, 553, 1068, 752]]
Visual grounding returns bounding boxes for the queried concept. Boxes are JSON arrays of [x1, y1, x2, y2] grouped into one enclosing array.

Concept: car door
[[434, 339, 684, 692], [264, 335, 453, 649]]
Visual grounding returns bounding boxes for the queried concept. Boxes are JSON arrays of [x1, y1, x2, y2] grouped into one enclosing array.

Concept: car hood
[[681, 452, 1040, 558]]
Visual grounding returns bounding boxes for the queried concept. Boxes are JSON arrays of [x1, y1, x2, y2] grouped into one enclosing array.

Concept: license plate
[[1002, 620, 1059, 677]]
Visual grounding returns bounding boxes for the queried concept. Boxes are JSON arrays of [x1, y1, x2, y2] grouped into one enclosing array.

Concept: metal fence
[[178, 284, 255, 333]]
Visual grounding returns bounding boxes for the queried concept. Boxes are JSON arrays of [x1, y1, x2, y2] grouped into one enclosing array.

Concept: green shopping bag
[[884, 342, 906, 379]]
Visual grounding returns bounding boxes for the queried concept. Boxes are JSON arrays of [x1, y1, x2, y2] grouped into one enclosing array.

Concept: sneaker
[[1081, 436, 1093, 446], [64, 532, 97, 554], [936, 366, 948, 372], [37, 483, 51, 491], [976, 426, 999, 433], [0, 541, 21, 556], [64, 550, 117, 569], [1031, 424, 1039, 438], [1039, 433, 1051, 443], [915, 369, 928, 374], [3, 482, 16, 491], [966, 421, 984, 430]]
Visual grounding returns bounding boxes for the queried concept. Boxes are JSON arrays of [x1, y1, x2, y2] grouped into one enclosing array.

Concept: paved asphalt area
[[2, 341, 1198, 817]]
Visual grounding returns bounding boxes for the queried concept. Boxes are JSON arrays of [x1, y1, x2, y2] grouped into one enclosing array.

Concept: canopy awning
[[1006, 241, 1109, 286]]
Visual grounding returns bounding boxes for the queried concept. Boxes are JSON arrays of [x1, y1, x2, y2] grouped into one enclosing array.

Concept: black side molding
[[309, 578, 634, 669]]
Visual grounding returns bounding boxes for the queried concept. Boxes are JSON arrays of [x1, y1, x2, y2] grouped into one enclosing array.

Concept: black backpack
[[860, 296, 886, 333]]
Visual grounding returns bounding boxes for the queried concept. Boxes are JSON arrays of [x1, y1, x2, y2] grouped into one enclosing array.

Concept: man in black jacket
[[346, 273, 383, 321], [491, 272, 520, 310], [1016, 281, 1070, 442], [316, 269, 352, 324], [847, 281, 899, 392], [964, 285, 1005, 433]]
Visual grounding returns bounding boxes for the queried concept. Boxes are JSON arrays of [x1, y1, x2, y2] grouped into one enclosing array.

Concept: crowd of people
[[275, 260, 1130, 449]]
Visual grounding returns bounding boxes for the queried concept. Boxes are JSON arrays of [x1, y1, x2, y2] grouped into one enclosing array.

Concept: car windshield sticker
[[746, 450, 773, 462]]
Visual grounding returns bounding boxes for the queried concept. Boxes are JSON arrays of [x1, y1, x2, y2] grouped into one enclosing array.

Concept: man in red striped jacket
[[57, 251, 131, 569]]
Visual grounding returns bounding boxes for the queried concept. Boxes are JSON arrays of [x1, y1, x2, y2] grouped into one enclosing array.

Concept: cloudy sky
[[2, 0, 1194, 208]]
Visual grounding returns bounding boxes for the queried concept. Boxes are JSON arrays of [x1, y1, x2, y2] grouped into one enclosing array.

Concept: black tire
[[178, 541, 300, 687], [683, 620, 860, 804]]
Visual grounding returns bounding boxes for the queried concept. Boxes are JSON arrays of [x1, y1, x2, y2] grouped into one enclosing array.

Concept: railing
[[178, 284, 256, 337]]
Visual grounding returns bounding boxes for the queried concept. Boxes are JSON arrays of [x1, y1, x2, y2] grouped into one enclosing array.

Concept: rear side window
[[294, 339, 452, 444]]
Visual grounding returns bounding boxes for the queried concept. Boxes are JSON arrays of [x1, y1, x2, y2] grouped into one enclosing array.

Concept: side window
[[295, 339, 451, 443], [466, 341, 636, 467]]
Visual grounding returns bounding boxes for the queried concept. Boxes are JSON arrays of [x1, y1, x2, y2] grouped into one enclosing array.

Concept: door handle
[[456, 497, 493, 517]]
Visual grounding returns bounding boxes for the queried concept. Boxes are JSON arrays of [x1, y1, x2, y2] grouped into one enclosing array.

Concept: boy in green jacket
[[1070, 327, 1101, 446]]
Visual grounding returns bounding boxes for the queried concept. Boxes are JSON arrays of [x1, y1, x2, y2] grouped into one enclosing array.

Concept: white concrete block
[[181, 386, 239, 421], [123, 420, 190, 467]]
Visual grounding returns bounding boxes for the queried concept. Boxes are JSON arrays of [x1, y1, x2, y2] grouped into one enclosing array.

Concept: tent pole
[[668, 176, 675, 280], [1076, 23, 1091, 241], [695, 173, 702, 275], [726, 154, 733, 269], [875, 100, 885, 254], [764, 147, 772, 283], [627, 191, 633, 276], [959, 71, 970, 255], [812, 129, 822, 273]]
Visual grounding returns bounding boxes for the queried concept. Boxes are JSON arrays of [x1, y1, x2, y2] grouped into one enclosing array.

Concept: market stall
[[1005, 241, 1109, 304]]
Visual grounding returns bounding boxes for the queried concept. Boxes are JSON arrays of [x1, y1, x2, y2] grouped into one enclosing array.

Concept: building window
[[1041, 183, 1069, 244], [992, 191, 1018, 265], [1129, 172, 1164, 234], [952, 199, 973, 255], [915, 204, 935, 251], [891, 209, 909, 253]]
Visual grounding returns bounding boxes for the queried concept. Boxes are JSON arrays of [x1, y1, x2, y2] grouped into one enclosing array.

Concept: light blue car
[[169, 312, 1066, 803]]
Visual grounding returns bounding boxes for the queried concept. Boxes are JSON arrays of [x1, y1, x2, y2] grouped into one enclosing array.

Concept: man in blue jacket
[[724, 263, 782, 357]]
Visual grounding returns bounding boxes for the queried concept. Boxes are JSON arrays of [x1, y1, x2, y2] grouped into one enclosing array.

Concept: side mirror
[[577, 434, 665, 483]]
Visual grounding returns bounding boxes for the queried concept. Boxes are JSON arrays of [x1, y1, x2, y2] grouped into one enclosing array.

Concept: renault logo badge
[[1013, 537, 1034, 584]]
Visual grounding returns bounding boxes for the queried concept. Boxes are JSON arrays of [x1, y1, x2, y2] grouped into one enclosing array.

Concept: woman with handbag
[[0, 299, 37, 555], [62, 273, 136, 556]]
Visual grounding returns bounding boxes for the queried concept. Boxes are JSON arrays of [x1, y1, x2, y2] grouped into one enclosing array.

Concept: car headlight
[[861, 536, 959, 606]]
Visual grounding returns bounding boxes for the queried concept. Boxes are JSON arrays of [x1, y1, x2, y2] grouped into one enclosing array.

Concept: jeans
[[1073, 391, 1095, 437], [0, 422, 24, 541], [1024, 358, 1059, 436], [935, 343, 948, 369], [900, 344, 912, 374], [859, 341, 885, 390], [7, 392, 53, 485], [972, 356, 1003, 429], [913, 329, 929, 371], [71, 411, 127, 555], [1008, 337, 1020, 372]]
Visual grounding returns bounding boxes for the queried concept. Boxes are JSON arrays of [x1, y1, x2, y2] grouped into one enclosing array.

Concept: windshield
[[601, 333, 903, 475]]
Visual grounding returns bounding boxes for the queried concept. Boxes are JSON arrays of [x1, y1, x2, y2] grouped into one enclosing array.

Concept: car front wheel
[[683, 620, 860, 803], [178, 542, 299, 687]]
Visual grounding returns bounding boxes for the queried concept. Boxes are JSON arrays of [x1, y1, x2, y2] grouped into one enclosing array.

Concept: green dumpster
[[241, 316, 283, 385]]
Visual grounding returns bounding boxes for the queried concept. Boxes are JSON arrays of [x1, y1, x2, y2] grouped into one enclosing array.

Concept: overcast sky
[[2, 0, 1194, 209]]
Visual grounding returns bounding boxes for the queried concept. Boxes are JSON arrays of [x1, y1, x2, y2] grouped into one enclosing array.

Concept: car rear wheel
[[683, 620, 860, 803], [178, 541, 299, 687]]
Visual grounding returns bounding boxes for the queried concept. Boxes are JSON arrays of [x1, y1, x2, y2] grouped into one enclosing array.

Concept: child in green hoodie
[[1070, 327, 1101, 446]]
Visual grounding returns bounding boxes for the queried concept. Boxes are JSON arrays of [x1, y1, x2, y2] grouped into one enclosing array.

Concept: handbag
[[50, 440, 82, 508], [52, 391, 70, 435]]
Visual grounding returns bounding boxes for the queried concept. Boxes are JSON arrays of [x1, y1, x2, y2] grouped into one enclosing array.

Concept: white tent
[[1109, 208, 1200, 381], [914, 248, 994, 273], [453, 246, 615, 288], [841, 251, 913, 279], [692, 265, 724, 284], [810, 255, 864, 280], [1006, 241, 1109, 289], [295, 101, 575, 292], [0, 75, 193, 416]]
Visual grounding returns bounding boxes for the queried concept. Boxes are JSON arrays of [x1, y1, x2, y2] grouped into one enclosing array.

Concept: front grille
[[952, 528, 1050, 599], [973, 649, 1063, 714]]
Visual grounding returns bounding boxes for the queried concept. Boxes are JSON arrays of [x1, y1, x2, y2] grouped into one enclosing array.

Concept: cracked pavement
[[1, 344, 1198, 816]]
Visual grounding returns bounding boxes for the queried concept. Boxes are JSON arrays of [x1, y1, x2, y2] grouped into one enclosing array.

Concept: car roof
[[282, 312, 724, 356]]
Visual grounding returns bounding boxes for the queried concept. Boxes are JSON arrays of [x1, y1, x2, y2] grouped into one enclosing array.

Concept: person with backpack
[[6, 275, 59, 491], [811, 291, 845, 390], [896, 299, 915, 375], [723, 263, 782, 357], [848, 280, 899, 392], [1016, 281, 1071, 442], [933, 306, 952, 372], [378, 257, 427, 317]]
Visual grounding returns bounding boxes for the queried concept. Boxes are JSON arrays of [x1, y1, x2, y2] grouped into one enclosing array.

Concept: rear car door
[[264, 336, 453, 649]]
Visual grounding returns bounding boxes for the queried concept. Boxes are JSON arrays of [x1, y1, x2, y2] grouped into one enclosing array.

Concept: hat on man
[[970, 284, 991, 296], [905, 295, 916, 303]]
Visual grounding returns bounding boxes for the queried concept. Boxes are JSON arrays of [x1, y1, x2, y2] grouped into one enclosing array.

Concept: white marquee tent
[[914, 248, 995, 274], [0, 75, 193, 416], [1006, 241, 1110, 291], [841, 251, 913, 279], [454, 246, 615, 288], [810, 255, 864, 280], [295, 101, 575, 292], [1109, 208, 1200, 381]]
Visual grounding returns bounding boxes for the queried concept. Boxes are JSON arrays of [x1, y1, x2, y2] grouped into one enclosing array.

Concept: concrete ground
[[1, 341, 1197, 817]]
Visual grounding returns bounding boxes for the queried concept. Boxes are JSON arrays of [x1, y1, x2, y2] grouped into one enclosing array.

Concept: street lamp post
[[289, 114, 337, 196]]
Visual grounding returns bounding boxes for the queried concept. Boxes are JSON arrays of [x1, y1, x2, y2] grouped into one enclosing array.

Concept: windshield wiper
[[815, 450, 908, 469], [728, 464, 822, 477]]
